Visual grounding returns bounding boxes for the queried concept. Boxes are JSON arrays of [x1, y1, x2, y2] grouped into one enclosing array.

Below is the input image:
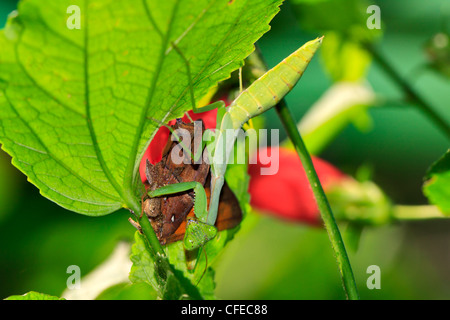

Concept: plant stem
[[364, 43, 450, 139], [275, 100, 360, 300], [137, 212, 166, 257], [128, 196, 166, 258], [393, 205, 447, 220]]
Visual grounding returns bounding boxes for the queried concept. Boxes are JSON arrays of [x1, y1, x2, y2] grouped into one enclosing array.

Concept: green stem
[[393, 205, 447, 220], [137, 211, 166, 258], [127, 195, 166, 258], [364, 43, 450, 140], [275, 100, 360, 300]]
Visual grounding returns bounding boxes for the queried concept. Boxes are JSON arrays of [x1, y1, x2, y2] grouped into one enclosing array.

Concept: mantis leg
[[148, 181, 217, 250], [149, 181, 207, 222]]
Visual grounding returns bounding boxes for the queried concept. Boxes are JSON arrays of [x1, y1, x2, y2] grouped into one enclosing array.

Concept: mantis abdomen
[[227, 37, 323, 130]]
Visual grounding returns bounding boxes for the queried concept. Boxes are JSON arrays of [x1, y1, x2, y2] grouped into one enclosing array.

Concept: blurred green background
[[0, 0, 449, 299]]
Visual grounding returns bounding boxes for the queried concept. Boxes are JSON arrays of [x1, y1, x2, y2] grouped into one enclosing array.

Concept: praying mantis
[[144, 37, 323, 250]]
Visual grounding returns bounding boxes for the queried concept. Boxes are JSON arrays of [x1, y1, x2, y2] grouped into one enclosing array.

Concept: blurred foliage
[[296, 82, 376, 155], [290, 0, 382, 82], [0, 147, 20, 223], [423, 150, 450, 215], [5, 291, 64, 300], [257, 0, 449, 204], [291, 0, 377, 38], [320, 32, 373, 82], [424, 31, 450, 79], [0, 0, 449, 300], [215, 213, 449, 299]]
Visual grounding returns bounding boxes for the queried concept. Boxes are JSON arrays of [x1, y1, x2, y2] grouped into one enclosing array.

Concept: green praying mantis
[[146, 37, 323, 250]]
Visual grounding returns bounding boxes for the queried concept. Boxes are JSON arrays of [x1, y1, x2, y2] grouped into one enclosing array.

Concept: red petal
[[183, 109, 218, 131], [248, 147, 346, 225], [138, 125, 171, 182]]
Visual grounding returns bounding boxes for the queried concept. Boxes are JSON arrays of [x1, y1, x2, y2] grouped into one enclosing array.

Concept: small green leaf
[[129, 231, 203, 299], [162, 272, 185, 300], [423, 150, 450, 215], [165, 241, 217, 300], [5, 291, 64, 300], [0, 0, 283, 216], [129, 231, 162, 292]]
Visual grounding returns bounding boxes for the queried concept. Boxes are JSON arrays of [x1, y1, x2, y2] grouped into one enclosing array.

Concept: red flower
[[248, 147, 346, 225]]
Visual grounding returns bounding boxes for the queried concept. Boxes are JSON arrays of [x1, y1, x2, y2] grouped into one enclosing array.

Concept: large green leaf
[[423, 149, 450, 215], [0, 0, 282, 216]]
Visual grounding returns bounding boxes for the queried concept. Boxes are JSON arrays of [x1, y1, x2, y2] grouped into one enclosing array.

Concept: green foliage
[[424, 32, 450, 79], [296, 82, 376, 155], [165, 241, 217, 300], [129, 232, 162, 294], [0, 151, 19, 222], [216, 215, 449, 299], [290, 0, 382, 82], [423, 150, 450, 215], [5, 291, 64, 300], [0, 0, 282, 216], [320, 31, 372, 82], [290, 0, 380, 40], [129, 231, 205, 299]]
